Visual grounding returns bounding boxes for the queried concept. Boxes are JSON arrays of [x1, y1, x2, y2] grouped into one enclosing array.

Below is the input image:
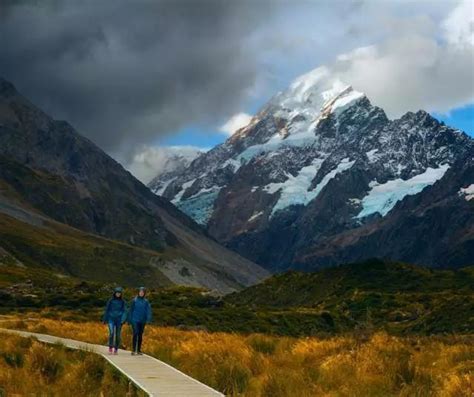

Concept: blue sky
[[434, 105, 474, 137]]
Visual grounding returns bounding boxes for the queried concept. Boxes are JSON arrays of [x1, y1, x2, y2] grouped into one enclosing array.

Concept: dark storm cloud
[[0, 0, 270, 154]]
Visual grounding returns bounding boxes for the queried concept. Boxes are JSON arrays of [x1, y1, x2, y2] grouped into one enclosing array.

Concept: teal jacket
[[102, 297, 127, 323], [128, 296, 152, 324]]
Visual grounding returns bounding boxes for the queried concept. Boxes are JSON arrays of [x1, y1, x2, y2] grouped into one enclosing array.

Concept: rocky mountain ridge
[[0, 77, 269, 292], [150, 66, 474, 271]]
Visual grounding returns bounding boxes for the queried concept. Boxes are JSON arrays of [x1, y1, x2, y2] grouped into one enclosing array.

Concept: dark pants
[[107, 319, 122, 349], [132, 322, 146, 352]]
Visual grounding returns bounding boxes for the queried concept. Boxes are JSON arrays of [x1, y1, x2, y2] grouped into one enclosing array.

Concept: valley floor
[[1, 316, 473, 397]]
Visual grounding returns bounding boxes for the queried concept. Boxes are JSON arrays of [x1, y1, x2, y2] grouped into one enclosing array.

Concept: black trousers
[[132, 322, 146, 352]]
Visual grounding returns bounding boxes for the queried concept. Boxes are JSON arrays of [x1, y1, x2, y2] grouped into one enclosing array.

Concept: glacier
[[356, 164, 450, 218], [265, 157, 355, 216], [175, 189, 220, 225]]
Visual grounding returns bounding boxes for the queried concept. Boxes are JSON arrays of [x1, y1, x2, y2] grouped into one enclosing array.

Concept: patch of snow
[[248, 211, 264, 222], [187, 186, 220, 200], [396, 163, 407, 175], [153, 177, 176, 196], [172, 179, 196, 203], [331, 89, 364, 115], [222, 158, 241, 171], [356, 164, 450, 218], [459, 184, 474, 201], [348, 198, 361, 205], [265, 157, 355, 216], [366, 149, 379, 163], [310, 157, 355, 198]]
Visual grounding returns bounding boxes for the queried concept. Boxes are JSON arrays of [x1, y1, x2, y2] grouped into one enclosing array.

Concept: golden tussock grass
[[0, 332, 143, 396], [4, 317, 474, 397]]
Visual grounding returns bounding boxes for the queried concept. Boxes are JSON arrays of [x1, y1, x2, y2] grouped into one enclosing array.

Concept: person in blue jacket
[[102, 287, 127, 355], [128, 286, 152, 355]]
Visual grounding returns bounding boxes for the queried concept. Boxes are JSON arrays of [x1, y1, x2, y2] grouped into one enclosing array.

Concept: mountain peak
[[271, 67, 366, 124]]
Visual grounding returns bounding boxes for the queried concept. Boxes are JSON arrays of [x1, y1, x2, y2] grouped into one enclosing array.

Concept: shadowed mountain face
[[0, 77, 268, 293], [151, 67, 474, 271]]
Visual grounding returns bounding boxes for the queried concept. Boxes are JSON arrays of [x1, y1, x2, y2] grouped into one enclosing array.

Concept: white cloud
[[328, 1, 474, 118], [126, 145, 203, 184], [219, 112, 253, 136], [248, 0, 473, 122], [442, 0, 474, 46]]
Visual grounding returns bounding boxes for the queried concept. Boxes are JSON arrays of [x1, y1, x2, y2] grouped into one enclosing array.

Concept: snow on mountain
[[356, 164, 450, 218], [263, 157, 356, 217], [150, 65, 474, 270], [459, 184, 474, 201]]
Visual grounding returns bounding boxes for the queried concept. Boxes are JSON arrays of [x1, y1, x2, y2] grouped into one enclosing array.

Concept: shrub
[[27, 342, 63, 383], [247, 334, 278, 355]]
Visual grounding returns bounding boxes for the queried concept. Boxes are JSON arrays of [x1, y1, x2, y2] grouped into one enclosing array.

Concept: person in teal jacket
[[128, 287, 152, 355], [102, 287, 127, 354]]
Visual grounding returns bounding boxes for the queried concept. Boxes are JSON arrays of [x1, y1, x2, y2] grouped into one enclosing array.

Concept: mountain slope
[[226, 259, 474, 334], [0, 77, 268, 292], [151, 66, 474, 271]]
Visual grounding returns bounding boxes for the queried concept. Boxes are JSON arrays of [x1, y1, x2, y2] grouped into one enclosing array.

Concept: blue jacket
[[103, 297, 127, 323], [128, 296, 152, 324]]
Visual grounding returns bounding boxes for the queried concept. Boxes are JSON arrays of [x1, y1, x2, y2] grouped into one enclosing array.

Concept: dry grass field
[[2, 317, 472, 397], [0, 332, 143, 396]]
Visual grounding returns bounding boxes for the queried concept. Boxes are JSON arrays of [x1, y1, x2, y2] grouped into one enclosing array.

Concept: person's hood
[[113, 286, 123, 298]]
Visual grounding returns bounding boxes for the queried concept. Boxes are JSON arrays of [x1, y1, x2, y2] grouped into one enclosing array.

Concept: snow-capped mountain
[[148, 146, 202, 195], [149, 66, 474, 271]]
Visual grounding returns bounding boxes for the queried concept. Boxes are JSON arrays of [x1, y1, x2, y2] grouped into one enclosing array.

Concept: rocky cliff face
[[0, 77, 268, 292], [150, 66, 474, 271]]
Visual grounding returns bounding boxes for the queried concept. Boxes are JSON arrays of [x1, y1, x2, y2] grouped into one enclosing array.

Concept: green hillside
[[2, 258, 472, 336], [226, 259, 474, 334], [0, 211, 173, 288]]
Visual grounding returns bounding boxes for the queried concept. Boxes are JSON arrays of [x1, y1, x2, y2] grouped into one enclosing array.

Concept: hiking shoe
[[113, 348, 118, 355], [131, 351, 136, 356], [137, 351, 143, 355], [108, 347, 113, 354]]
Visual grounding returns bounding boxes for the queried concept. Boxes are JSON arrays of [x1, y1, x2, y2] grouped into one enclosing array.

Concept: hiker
[[102, 286, 127, 355], [128, 286, 152, 355]]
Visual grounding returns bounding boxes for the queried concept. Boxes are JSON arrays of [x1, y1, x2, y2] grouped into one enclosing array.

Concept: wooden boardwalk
[[0, 328, 224, 397]]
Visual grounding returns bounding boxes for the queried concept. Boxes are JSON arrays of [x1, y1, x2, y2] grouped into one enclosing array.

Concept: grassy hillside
[[226, 259, 474, 334], [0, 211, 173, 287], [227, 259, 474, 306]]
